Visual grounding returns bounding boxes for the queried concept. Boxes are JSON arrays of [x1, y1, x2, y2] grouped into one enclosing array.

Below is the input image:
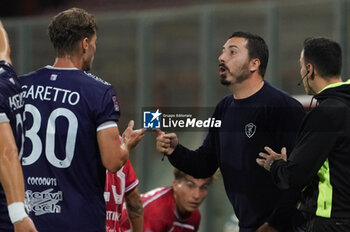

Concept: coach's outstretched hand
[[122, 120, 146, 151], [154, 129, 178, 155]]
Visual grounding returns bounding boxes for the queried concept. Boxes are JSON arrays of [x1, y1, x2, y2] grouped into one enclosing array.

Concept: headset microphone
[[297, 70, 309, 86]]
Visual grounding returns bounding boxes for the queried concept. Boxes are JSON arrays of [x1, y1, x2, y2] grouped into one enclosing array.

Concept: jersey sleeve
[[95, 85, 120, 127], [0, 61, 17, 123], [124, 160, 139, 193]]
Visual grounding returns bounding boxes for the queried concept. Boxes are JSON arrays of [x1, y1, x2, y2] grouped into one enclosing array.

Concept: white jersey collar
[[45, 65, 79, 70]]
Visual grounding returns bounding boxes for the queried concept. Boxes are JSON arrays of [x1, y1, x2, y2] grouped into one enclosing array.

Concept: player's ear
[[173, 180, 178, 191], [173, 179, 183, 192], [81, 37, 89, 53]]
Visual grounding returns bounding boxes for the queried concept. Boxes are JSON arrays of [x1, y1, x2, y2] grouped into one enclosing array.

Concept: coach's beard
[[220, 74, 231, 86], [219, 63, 231, 86], [219, 64, 250, 86], [220, 70, 248, 86]]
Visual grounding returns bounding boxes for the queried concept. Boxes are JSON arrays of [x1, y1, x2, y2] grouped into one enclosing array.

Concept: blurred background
[[2, 0, 350, 231]]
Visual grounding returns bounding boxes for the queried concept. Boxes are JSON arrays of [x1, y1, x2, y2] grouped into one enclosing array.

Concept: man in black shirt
[[258, 37, 350, 232], [156, 32, 305, 231]]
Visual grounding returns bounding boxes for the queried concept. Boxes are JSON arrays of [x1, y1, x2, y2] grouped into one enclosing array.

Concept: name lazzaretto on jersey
[[21, 85, 80, 105]]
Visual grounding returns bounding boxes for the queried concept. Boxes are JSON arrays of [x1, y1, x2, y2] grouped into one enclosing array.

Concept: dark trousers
[[306, 216, 350, 232]]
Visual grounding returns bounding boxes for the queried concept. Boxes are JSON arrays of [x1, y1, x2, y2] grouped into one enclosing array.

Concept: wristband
[[8, 202, 28, 224]]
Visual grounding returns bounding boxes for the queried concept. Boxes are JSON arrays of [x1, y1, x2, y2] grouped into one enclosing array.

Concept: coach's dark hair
[[48, 8, 97, 57], [303, 37, 342, 79], [230, 32, 269, 77]]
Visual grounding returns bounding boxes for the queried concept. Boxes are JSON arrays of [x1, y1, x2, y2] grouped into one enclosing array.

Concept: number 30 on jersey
[[20, 104, 78, 168]]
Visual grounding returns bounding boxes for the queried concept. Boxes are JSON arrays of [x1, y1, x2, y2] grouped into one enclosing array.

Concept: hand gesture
[[154, 129, 178, 155], [122, 120, 145, 151], [256, 146, 287, 171]]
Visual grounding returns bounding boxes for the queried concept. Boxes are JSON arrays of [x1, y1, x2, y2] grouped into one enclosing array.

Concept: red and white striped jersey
[[120, 186, 201, 232], [104, 160, 139, 232]]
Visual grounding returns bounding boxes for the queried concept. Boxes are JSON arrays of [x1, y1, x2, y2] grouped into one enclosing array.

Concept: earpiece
[[297, 70, 309, 86]]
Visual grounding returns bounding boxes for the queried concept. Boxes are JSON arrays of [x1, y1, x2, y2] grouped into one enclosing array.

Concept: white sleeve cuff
[[97, 121, 118, 132], [0, 113, 10, 124]]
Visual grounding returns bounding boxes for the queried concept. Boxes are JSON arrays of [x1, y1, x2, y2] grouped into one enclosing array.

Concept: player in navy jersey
[[156, 32, 306, 231], [19, 8, 145, 232], [0, 21, 37, 232], [119, 169, 213, 232]]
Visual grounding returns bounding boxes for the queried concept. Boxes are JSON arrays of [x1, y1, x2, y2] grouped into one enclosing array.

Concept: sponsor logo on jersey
[[27, 177, 58, 186], [0, 67, 4, 74], [112, 96, 120, 112], [25, 188, 63, 216], [50, 74, 58, 81], [245, 123, 256, 138], [106, 210, 119, 221], [143, 109, 161, 129]]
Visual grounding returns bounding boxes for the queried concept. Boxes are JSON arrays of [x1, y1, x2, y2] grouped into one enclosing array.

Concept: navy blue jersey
[[20, 66, 120, 232], [0, 61, 24, 231], [169, 81, 305, 231]]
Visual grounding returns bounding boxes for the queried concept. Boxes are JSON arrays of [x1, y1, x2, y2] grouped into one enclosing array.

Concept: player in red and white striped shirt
[[120, 169, 213, 232]]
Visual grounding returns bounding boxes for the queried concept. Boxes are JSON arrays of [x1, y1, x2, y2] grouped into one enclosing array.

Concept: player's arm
[[0, 20, 11, 64], [0, 20, 37, 232], [0, 123, 37, 232], [124, 187, 143, 232], [97, 120, 145, 173]]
